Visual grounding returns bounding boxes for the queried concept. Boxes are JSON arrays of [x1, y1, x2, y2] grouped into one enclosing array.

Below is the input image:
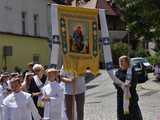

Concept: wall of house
[[0, 34, 49, 72], [0, 0, 49, 37]]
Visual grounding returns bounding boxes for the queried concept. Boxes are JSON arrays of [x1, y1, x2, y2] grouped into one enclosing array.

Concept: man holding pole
[[60, 67, 86, 120]]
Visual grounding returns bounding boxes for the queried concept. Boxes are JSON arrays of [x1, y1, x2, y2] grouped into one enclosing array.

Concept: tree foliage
[[111, 42, 128, 66], [115, 0, 160, 48], [147, 52, 160, 65], [130, 48, 149, 58]]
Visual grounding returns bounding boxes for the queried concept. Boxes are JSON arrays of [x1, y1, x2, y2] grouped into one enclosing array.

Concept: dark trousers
[[32, 107, 44, 119], [37, 107, 44, 117], [117, 95, 143, 120], [65, 93, 85, 120]]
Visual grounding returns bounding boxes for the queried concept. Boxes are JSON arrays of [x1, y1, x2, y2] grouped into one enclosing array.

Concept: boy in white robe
[[0, 94, 3, 120], [42, 68, 64, 120], [2, 77, 41, 120], [0, 75, 5, 120]]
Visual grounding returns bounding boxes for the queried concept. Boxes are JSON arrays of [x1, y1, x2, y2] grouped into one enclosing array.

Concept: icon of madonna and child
[[69, 25, 89, 54]]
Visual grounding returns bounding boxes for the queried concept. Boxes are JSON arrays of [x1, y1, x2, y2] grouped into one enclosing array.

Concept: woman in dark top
[[114, 55, 143, 120], [28, 64, 47, 117]]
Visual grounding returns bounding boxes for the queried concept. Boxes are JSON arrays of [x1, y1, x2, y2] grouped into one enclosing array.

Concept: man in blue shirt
[[60, 68, 86, 120]]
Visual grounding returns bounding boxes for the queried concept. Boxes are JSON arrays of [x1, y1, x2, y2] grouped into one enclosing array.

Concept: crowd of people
[[0, 62, 88, 120], [0, 55, 143, 120]]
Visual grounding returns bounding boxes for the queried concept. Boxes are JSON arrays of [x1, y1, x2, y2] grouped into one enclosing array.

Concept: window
[[33, 54, 40, 63], [33, 14, 39, 36], [3, 46, 13, 56], [21, 12, 26, 34]]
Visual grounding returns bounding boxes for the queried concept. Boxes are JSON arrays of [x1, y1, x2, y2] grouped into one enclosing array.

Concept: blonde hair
[[33, 64, 44, 71], [119, 55, 129, 65]]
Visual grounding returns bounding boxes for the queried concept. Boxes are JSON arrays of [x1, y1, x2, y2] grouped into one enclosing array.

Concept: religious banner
[[56, 5, 99, 76]]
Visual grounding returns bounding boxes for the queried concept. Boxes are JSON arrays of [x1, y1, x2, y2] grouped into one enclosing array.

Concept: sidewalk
[[138, 73, 160, 120], [84, 70, 117, 120], [138, 73, 160, 91]]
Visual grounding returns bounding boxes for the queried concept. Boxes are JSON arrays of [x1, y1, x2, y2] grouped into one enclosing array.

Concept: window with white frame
[[21, 11, 27, 34], [33, 14, 39, 36]]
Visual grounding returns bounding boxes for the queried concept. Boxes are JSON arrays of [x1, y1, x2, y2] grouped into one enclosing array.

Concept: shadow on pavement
[[86, 101, 101, 104], [85, 73, 101, 84], [86, 84, 99, 90], [153, 79, 160, 83], [96, 91, 116, 98], [140, 90, 160, 96], [86, 91, 102, 97]]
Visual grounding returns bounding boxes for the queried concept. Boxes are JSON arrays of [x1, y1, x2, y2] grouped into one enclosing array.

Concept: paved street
[[84, 70, 160, 120]]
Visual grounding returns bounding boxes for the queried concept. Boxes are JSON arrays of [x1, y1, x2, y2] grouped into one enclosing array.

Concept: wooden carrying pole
[[72, 75, 76, 120]]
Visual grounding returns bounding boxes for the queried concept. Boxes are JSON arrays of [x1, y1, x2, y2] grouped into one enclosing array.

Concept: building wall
[[0, 0, 49, 37], [0, 34, 49, 72]]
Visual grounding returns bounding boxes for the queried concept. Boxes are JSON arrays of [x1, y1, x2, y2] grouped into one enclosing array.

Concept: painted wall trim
[[0, 31, 49, 40]]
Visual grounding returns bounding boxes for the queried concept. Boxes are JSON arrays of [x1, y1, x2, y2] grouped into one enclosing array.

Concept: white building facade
[[0, 0, 49, 37], [0, 0, 50, 72]]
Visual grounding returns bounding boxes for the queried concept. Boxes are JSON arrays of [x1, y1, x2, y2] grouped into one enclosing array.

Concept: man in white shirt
[[42, 68, 65, 120], [2, 77, 41, 120]]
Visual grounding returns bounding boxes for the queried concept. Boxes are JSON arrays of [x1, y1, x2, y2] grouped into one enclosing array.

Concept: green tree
[[130, 48, 149, 58], [114, 0, 160, 49], [147, 52, 160, 65], [111, 42, 128, 66]]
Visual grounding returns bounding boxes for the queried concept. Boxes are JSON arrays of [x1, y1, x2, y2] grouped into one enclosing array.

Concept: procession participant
[[114, 55, 143, 120], [28, 64, 47, 117], [0, 75, 5, 120], [21, 72, 34, 92], [1, 73, 9, 90], [2, 77, 42, 120], [0, 93, 3, 120], [0, 74, 11, 97], [27, 62, 34, 72], [42, 68, 65, 120], [10, 72, 19, 78], [0, 75, 4, 94], [60, 66, 86, 120], [23, 62, 34, 79], [7, 72, 19, 90]]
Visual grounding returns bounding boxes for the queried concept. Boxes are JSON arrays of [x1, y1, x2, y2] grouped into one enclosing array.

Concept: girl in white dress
[[42, 68, 65, 120]]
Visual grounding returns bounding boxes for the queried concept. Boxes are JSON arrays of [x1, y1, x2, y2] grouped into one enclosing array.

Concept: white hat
[[46, 68, 58, 73]]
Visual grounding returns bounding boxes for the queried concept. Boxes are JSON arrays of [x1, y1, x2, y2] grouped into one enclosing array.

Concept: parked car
[[130, 57, 153, 72], [131, 62, 148, 83]]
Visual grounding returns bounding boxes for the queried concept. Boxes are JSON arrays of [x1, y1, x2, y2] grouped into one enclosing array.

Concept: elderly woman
[[114, 55, 143, 120], [28, 64, 47, 117]]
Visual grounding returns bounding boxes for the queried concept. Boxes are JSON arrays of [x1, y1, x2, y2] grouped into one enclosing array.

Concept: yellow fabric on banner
[[58, 5, 98, 17], [58, 5, 99, 76]]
